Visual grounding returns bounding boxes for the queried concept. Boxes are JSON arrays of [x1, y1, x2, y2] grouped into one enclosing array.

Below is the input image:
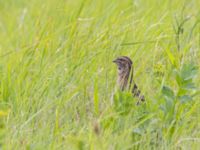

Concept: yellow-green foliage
[[0, 0, 199, 149]]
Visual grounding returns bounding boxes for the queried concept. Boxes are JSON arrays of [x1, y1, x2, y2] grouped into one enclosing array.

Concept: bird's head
[[113, 56, 132, 75]]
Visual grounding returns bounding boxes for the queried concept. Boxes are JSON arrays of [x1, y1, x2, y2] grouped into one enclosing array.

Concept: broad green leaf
[[177, 88, 188, 96], [159, 105, 167, 114], [182, 82, 196, 90], [178, 95, 192, 103], [113, 90, 134, 115], [165, 96, 174, 111], [162, 86, 175, 100], [174, 70, 182, 86], [180, 63, 198, 81]]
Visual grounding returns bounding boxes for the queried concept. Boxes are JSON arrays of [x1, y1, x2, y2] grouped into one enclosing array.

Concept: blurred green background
[[0, 0, 199, 149]]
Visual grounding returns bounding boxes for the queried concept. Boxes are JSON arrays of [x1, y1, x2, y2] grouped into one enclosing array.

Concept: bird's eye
[[118, 67, 121, 70]]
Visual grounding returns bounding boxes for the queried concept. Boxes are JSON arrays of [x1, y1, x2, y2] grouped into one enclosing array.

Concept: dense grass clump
[[0, 0, 199, 149]]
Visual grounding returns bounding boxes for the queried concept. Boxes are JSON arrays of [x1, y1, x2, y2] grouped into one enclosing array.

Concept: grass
[[0, 0, 200, 149]]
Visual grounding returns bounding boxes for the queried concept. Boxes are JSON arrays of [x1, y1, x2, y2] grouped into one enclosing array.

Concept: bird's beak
[[113, 59, 118, 63]]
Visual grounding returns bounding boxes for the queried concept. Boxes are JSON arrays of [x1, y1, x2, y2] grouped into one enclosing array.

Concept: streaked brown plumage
[[113, 56, 145, 104]]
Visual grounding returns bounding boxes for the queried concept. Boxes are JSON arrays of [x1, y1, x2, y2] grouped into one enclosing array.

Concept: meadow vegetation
[[0, 0, 199, 149]]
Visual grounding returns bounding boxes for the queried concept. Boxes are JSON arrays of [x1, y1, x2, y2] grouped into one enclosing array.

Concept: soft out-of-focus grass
[[0, 0, 199, 149]]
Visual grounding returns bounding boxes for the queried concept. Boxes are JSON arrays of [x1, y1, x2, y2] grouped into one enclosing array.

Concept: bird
[[113, 56, 145, 105]]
